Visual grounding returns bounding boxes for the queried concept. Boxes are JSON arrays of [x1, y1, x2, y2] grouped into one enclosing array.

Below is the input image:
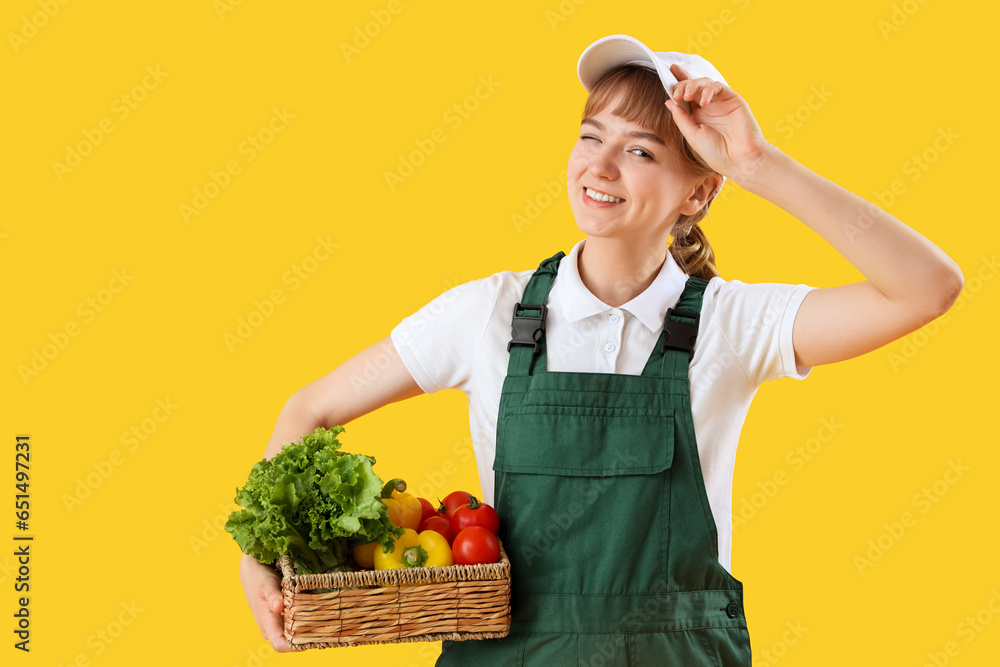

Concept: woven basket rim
[[277, 539, 510, 588]]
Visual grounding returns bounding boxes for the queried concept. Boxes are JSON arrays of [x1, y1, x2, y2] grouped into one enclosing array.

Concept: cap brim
[[578, 35, 656, 92], [577, 34, 686, 108]]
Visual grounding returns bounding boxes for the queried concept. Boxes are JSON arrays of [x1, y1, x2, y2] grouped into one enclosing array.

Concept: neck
[[577, 237, 668, 308]]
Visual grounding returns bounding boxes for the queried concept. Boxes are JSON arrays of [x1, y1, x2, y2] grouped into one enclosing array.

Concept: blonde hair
[[582, 64, 721, 280]]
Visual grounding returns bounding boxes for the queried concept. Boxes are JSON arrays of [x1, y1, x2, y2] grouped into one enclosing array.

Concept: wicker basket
[[276, 541, 511, 650]]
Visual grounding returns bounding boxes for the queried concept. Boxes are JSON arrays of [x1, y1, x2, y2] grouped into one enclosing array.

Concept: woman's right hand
[[239, 553, 294, 653]]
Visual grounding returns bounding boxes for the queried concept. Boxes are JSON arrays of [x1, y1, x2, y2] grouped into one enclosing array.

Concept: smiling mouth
[[583, 186, 626, 204]]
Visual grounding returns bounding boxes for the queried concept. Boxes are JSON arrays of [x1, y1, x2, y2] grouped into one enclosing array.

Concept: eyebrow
[[580, 118, 666, 146]]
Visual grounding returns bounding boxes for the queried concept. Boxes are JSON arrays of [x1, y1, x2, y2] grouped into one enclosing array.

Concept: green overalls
[[437, 251, 752, 666]]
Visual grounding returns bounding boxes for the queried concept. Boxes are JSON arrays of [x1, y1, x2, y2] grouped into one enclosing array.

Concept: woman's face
[[567, 95, 705, 245]]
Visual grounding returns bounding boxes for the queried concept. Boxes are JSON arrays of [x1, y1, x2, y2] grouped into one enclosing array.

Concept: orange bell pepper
[[380, 478, 422, 530], [351, 479, 424, 569]]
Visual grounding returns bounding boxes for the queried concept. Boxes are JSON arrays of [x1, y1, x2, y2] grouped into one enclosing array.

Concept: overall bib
[[437, 251, 752, 666]]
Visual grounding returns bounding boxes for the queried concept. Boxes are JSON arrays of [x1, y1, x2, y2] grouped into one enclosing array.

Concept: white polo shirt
[[390, 238, 817, 574]]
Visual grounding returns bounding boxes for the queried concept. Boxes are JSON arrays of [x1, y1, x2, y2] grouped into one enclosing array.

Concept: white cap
[[577, 34, 730, 196]]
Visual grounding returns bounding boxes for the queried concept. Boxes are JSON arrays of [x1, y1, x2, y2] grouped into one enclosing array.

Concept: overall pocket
[[494, 405, 675, 596]]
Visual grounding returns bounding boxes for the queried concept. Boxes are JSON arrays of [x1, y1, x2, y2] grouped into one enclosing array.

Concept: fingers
[[259, 597, 294, 653], [671, 76, 724, 108], [664, 98, 697, 137], [240, 555, 294, 653], [256, 586, 292, 652]]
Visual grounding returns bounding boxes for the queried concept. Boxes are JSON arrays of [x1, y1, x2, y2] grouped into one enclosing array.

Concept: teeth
[[586, 187, 624, 203]]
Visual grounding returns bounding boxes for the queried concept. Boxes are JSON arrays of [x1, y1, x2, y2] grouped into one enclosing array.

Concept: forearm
[[735, 145, 964, 313], [261, 392, 329, 460]]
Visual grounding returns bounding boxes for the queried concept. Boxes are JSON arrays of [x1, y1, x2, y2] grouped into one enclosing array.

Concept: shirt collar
[[552, 238, 691, 333]]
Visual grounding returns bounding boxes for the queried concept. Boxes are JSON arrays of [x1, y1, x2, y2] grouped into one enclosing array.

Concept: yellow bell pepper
[[417, 529, 453, 567], [374, 528, 454, 569], [380, 478, 422, 530]]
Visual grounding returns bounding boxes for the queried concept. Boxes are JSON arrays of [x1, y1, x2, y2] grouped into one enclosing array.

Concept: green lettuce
[[225, 425, 403, 574]]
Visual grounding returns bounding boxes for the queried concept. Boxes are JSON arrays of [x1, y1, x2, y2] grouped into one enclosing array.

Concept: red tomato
[[438, 491, 475, 519], [418, 515, 453, 544], [452, 526, 501, 565], [417, 497, 438, 523], [450, 495, 500, 536]]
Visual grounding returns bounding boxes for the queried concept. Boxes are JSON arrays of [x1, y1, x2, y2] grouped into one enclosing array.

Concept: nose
[[587, 146, 619, 181]]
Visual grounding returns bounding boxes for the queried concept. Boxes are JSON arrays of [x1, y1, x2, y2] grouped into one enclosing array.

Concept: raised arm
[[241, 334, 423, 652], [665, 65, 964, 369], [734, 146, 962, 369]]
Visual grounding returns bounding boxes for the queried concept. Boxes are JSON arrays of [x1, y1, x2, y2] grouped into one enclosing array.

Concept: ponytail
[[669, 215, 720, 281]]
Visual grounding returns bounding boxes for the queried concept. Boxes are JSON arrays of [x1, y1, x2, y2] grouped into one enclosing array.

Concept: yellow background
[[3, 0, 997, 664]]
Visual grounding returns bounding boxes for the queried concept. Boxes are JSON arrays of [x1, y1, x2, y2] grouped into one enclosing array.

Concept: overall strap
[[506, 251, 565, 377], [641, 275, 711, 379]]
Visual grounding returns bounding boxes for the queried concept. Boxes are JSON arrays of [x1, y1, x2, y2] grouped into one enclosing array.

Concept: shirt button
[[725, 601, 741, 618], [609, 313, 621, 324], [604, 342, 616, 353]]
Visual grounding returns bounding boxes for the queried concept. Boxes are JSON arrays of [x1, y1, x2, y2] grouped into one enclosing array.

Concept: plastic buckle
[[659, 308, 700, 358], [507, 302, 547, 354]]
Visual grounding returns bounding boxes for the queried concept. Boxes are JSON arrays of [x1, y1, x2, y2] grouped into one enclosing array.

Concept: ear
[[678, 173, 723, 215]]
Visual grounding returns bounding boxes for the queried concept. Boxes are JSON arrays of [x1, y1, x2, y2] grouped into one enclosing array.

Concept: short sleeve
[[707, 278, 818, 385], [390, 277, 501, 394]]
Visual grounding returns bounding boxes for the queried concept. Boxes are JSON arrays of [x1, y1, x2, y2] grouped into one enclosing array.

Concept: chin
[[573, 220, 621, 239]]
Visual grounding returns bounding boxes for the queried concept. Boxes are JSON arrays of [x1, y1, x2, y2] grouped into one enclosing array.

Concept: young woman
[[238, 34, 963, 665]]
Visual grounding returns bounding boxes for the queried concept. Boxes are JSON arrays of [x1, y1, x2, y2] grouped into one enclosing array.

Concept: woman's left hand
[[665, 64, 774, 185]]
